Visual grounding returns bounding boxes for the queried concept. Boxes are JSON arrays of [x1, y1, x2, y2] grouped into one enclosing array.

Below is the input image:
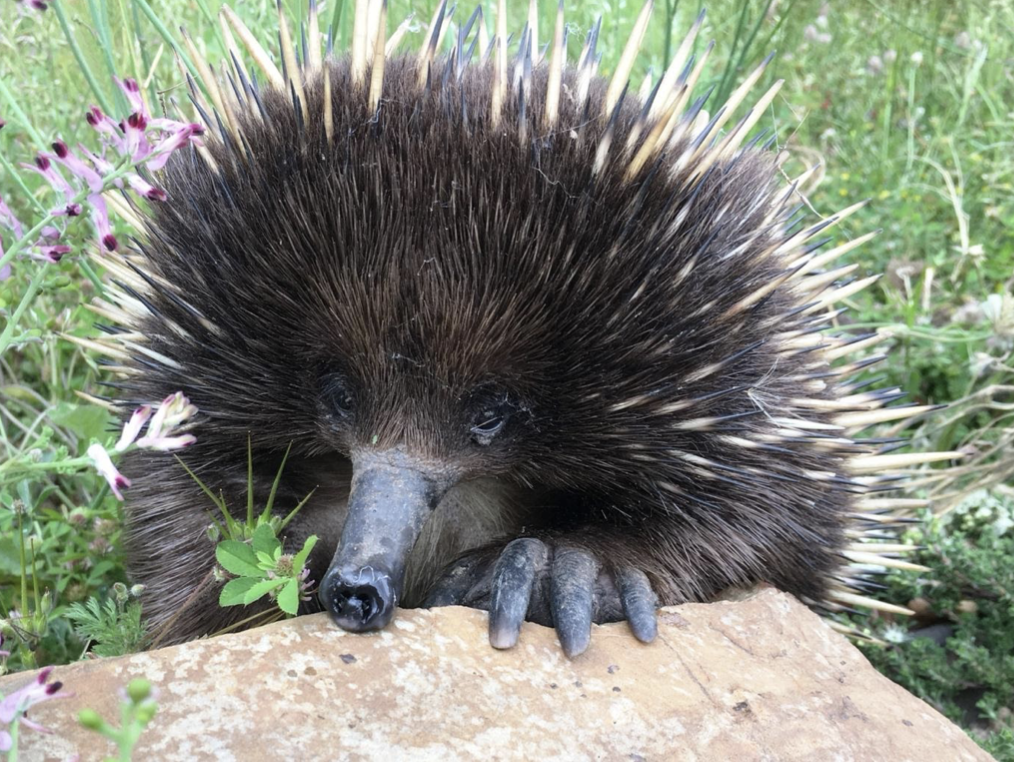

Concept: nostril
[[319, 567, 397, 632], [329, 585, 376, 624]]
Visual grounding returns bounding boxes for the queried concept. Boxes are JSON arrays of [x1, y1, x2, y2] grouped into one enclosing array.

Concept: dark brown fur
[[119, 56, 851, 644]]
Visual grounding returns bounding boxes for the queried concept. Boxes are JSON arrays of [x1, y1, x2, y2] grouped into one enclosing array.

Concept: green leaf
[[219, 576, 260, 607], [277, 578, 300, 616], [241, 577, 285, 605], [215, 541, 262, 578], [292, 535, 318, 573], [255, 550, 275, 568], [49, 403, 112, 447], [0, 536, 30, 575], [251, 522, 280, 557]]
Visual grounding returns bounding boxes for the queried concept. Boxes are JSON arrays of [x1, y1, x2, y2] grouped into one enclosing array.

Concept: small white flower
[[882, 624, 908, 644], [87, 443, 131, 500], [114, 405, 152, 452], [883, 49, 897, 64], [911, 51, 924, 66], [136, 392, 198, 450], [970, 352, 995, 378]]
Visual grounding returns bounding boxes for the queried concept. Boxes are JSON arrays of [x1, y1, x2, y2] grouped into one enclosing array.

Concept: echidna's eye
[[322, 375, 355, 418], [470, 407, 509, 445]]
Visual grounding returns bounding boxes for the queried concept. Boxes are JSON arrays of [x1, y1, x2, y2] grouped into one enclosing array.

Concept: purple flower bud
[[135, 392, 198, 451], [78, 145, 116, 176], [146, 124, 203, 171], [87, 443, 130, 500], [114, 405, 152, 452], [0, 195, 24, 238], [126, 173, 167, 201], [86, 106, 126, 153], [23, 154, 76, 205], [0, 664, 70, 738], [30, 244, 71, 264], [115, 77, 147, 116], [51, 140, 103, 193], [87, 193, 117, 251]]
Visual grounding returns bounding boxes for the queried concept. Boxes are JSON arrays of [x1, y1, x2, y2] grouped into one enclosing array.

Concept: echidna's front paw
[[423, 538, 658, 657]]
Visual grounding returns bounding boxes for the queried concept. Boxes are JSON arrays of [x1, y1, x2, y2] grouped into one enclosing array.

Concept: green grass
[[1, 0, 1013, 753]]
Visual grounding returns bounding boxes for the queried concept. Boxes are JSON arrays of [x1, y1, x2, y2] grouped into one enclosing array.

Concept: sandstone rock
[[0, 589, 991, 761]]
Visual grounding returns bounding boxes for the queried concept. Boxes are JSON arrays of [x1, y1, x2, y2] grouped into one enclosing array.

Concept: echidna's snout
[[319, 451, 451, 632]]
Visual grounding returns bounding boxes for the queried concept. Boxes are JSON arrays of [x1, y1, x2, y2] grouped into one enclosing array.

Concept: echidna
[[79, 0, 957, 657]]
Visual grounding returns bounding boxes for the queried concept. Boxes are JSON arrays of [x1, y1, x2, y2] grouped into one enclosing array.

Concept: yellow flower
[[878, 190, 890, 200]]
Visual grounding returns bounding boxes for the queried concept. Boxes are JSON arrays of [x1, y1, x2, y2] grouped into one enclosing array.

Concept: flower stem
[[0, 265, 48, 356]]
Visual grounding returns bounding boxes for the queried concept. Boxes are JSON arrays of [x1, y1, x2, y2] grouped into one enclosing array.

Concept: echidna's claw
[[615, 567, 658, 644], [549, 547, 599, 658], [489, 538, 548, 649]]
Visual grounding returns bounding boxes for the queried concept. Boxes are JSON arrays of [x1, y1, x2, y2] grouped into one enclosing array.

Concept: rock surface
[[0, 588, 991, 761]]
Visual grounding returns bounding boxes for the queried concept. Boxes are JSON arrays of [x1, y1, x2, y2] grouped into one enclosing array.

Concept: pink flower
[[85, 106, 126, 153], [122, 112, 150, 163], [136, 392, 197, 450], [0, 666, 70, 752], [0, 196, 24, 239], [87, 443, 131, 500], [114, 77, 146, 116], [126, 174, 168, 202], [114, 405, 152, 451], [28, 244, 71, 264], [23, 155, 80, 216], [7, 75, 203, 260], [77, 144, 117, 176], [146, 124, 204, 172], [51, 140, 103, 193], [87, 193, 117, 251]]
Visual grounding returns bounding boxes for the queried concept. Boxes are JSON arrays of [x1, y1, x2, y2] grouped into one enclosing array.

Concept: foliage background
[[0, 0, 1012, 755]]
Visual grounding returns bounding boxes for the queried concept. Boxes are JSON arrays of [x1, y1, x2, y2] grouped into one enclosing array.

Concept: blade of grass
[[0, 153, 47, 216], [88, 0, 129, 114], [714, 0, 751, 106], [279, 488, 316, 530], [246, 433, 254, 526], [130, 0, 212, 103], [0, 77, 48, 151], [51, 0, 116, 116], [329, 0, 347, 51], [263, 442, 293, 519]]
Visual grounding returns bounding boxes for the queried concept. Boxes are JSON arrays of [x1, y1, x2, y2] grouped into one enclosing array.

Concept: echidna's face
[[298, 280, 557, 631]]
